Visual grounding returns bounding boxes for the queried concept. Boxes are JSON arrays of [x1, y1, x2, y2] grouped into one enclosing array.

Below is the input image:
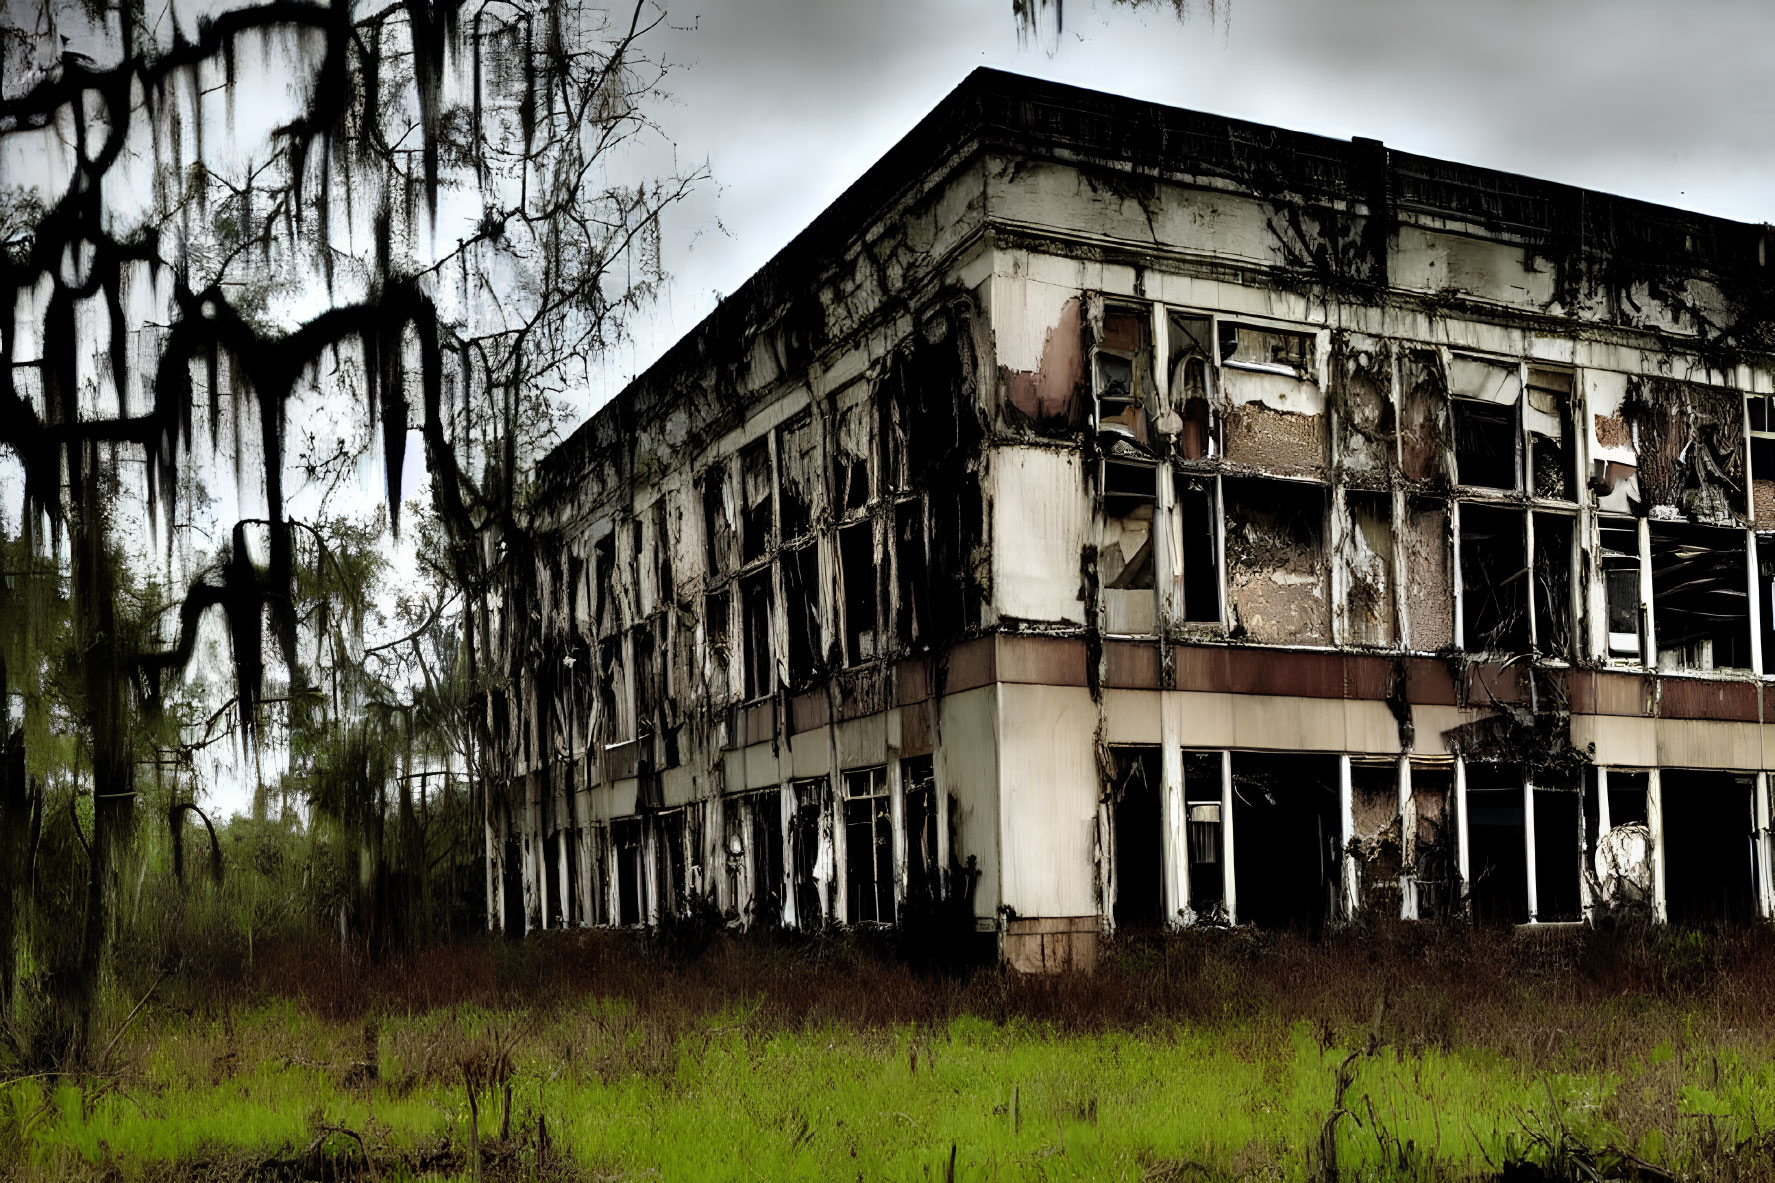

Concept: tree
[[0, 0, 700, 1060]]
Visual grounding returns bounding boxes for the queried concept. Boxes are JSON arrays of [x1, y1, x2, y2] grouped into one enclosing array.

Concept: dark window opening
[[839, 522, 879, 665], [740, 439, 773, 563], [1345, 490, 1396, 647], [894, 500, 930, 649], [1410, 763, 1457, 921], [632, 622, 657, 726], [843, 767, 894, 925], [903, 756, 938, 910], [1179, 478, 1220, 624], [703, 590, 731, 698], [1182, 750, 1224, 915], [1466, 763, 1527, 926], [741, 571, 773, 701], [778, 412, 817, 541], [614, 819, 643, 926], [564, 829, 581, 926], [590, 828, 609, 927], [1104, 459, 1156, 519], [1761, 534, 1775, 676], [1532, 512, 1574, 658], [1460, 504, 1529, 652], [1219, 322, 1313, 376], [597, 635, 623, 743], [501, 837, 525, 934], [594, 534, 617, 636], [837, 401, 874, 513], [783, 544, 821, 686], [701, 463, 738, 577], [1169, 314, 1217, 461], [1601, 520, 1643, 660], [1453, 399, 1519, 490], [1650, 521, 1752, 672], [790, 778, 825, 929], [1526, 369, 1574, 500], [747, 790, 785, 928], [651, 499, 675, 605], [1350, 759, 1401, 917], [1534, 788, 1581, 922], [1753, 438, 1775, 481], [1231, 753, 1340, 934], [1662, 770, 1758, 925], [654, 810, 687, 920], [1110, 747, 1163, 929]]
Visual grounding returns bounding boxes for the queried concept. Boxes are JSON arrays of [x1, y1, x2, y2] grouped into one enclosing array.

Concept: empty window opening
[[1405, 498, 1454, 650], [543, 827, 562, 926], [1223, 478, 1330, 645], [778, 412, 818, 541], [632, 622, 658, 730], [1109, 747, 1163, 929], [564, 829, 582, 926], [1343, 491, 1396, 647], [740, 571, 773, 701], [1102, 505, 1155, 636], [1526, 369, 1574, 500], [783, 544, 821, 686], [501, 836, 525, 933], [651, 500, 676, 606], [839, 521, 879, 665], [1600, 520, 1643, 660], [894, 499, 930, 649], [837, 399, 874, 514], [1095, 305, 1155, 456], [1460, 504, 1529, 653], [844, 767, 894, 926], [597, 635, 627, 743], [790, 778, 826, 929], [1169, 314, 1217, 460], [614, 818, 643, 926], [1450, 357, 1521, 491], [1182, 751, 1224, 917], [1532, 512, 1574, 659], [1465, 763, 1528, 926], [654, 809, 688, 920], [1409, 763, 1457, 920], [1178, 477, 1221, 624], [1349, 759, 1401, 918], [1219, 322, 1314, 377], [589, 827, 610, 927], [701, 463, 739, 577], [1650, 522, 1751, 672], [1103, 459, 1157, 519], [746, 790, 786, 928], [1761, 535, 1775, 677], [594, 533, 618, 636], [703, 590, 732, 698], [1533, 786, 1582, 922], [903, 756, 939, 912], [740, 439, 773, 563], [1661, 770, 1758, 925], [1231, 753, 1340, 934]]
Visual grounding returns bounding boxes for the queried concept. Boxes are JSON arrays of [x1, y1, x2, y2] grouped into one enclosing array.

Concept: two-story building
[[488, 69, 1775, 970]]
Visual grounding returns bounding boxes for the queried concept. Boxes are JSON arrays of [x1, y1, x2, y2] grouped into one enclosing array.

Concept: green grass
[[9, 925, 1775, 1180]]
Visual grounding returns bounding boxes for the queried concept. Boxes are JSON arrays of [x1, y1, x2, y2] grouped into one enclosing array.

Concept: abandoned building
[[487, 68, 1775, 969]]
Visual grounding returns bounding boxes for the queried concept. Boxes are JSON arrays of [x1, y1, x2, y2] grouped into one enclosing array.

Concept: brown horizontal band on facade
[[741, 700, 776, 747], [602, 738, 639, 783], [789, 692, 829, 736], [1655, 675, 1762, 722], [900, 701, 934, 757]]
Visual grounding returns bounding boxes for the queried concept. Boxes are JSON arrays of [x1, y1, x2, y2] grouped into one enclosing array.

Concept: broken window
[[701, 462, 739, 578], [1408, 762, 1456, 920], [1182, 750, 1224, 917], [789, 778, 826, 928], [597, 635, 627, 743], [782, 543, 821, 686], [1178, 476, 1221, 625], [1465, 762, 1527, 926], [1600, 519, 1644, 660], [836, 397, 874, 514], [543, 824, 563, 926], [1095, 305, 1156, 456], [746, 790, 786, 927], [740, 438, 774, 563], [1532, 512, 1574, 659], [1533, 781, 1582, 922], [843, 767, 894, 925], [1400, 349, 1452, 484], [1650, 521, 1751, 671], [893, 500, 929, 650], [777, 411, 818, 541], [740, 570, 773, 701], [1102, 501, 1155, 636], [1404, 498, 1454, 650], [652, 499, 676, 605], [594, 532, 618, 636], [838, 521, 878, 665], [1662, 770, 1759, 925], [1219, 322, 1314, 376], [1168, 314, 1217, 461], [1341, 490, 1395, 647], [1459, 504, 1529, 653], [1449, 357, 1521, 491], [1331, 341, 1395, 482], [1585, 769, 1652, 915], [614, 817, 643, 926], [902, 756, 938, 911], [1624, 376, 1744, 521], [1109, 747, 1163, 929], [1220, 322, 1327, 475], [654, 809, 687, 920], [1749, 394, 1775, 524], [703, 590, 732, 698], [588, 825, 610, 926], [1526, 368, 1574, 500], [1349, 759, 1401, 916], [1231, 752, 1340, 934], [1223, 478, 1330, 644]]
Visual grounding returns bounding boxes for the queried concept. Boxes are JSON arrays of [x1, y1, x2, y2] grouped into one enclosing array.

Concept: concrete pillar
[[1220, 750, 1237, 925], [1397, 755, 1415, 920], [1454, 758, 1471, 918], [1648, 768, 1667, 923], [1338, 755, 1358, 919], [1523, 777, 1539, 923]]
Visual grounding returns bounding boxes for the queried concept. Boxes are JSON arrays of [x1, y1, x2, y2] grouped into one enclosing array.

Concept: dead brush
[[458, 1024, 521, 1181]]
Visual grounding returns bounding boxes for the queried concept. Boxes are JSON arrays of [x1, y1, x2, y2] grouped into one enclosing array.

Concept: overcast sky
[[596, 0, 1775, 406]]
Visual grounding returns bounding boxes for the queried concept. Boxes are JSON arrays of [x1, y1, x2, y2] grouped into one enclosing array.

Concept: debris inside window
[[843, 767, 894, 925], [839, 521, 879, 665], [1399, 349, 1451, 484], [1599, 519, 1643, 660], [1584, 769, 1652, 915], [1459, 504, 1528, 653], [703, 590, 732, 698], [1332, 341, 1395, 481], [1649, 521, 1751, 671], [1219, 322, 1314, 377], [1102, 503, 1155, 635], [1169, 314, 1217, 461], [1223, 478, 1330, 644], [1408, 762, 1456, 920], [778, 411, 819, 541], [1623, 376, 1744, 522], [1404, 498, 1454, 649], [1348, 758, 1402, 916], [1341, 490, 1395, 647], [740, 570, 773, 701], [836, 398, 874, 513], [1749, 393, 1775, 523], [740, 438, 773, 562], [1221, 326, 1327, 476], [1526, 368, 1574, 500]]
